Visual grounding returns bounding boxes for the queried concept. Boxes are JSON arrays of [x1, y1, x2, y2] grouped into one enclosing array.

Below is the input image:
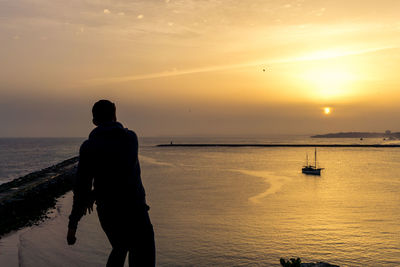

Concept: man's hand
[[84, 192, 95, 215], [86, 199, 94, 214], [67, 228, 77, 245]]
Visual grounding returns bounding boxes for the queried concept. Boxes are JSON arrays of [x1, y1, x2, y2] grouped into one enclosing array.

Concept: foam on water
[[234, 170, 292, 203]]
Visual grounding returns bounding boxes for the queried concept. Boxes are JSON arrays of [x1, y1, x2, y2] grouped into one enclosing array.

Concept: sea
[[0, 136, 400, 266]]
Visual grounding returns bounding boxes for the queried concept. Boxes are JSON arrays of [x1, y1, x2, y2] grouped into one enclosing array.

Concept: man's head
[[92, 100, 117, 126]]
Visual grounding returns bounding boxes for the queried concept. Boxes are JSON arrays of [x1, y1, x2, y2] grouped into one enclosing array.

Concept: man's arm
[[67, 141, 93, 244], [128, 130, 147, 205]]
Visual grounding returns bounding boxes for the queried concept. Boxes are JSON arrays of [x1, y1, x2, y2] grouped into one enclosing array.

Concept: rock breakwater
[[0, 157, 78, 237]]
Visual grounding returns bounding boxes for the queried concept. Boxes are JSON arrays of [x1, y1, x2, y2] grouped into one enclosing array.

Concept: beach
[[0, 192, 112, 267]]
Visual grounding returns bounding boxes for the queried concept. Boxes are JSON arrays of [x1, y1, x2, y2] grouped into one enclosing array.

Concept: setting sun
[[324, 107, 331, 115]]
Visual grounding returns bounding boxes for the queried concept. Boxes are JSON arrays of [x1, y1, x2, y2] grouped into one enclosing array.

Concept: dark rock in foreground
[[281, 257, 339, 267], [0, 157, 78, 237]]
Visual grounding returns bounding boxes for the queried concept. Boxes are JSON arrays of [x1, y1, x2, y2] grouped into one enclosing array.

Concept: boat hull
[[302, 167, 322, 175]]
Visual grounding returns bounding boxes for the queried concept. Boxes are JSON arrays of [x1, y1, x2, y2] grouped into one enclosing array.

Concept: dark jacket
[[68, 121, 146, 229]]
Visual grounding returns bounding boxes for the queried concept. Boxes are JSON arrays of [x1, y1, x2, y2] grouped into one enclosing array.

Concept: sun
[[324, 107, 331, 115]]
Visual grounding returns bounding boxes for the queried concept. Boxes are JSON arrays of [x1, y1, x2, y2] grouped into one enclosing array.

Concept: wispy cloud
[[84, 45, 397, 85], [290, 45, 397, 62]]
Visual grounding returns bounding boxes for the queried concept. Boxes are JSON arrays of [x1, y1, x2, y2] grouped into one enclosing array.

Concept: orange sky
[[1, 0, 400, 137]]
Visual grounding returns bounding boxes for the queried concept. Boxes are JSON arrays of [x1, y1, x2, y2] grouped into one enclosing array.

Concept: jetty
[[158, 144, 400, 148], [0, 157, 78, 237]]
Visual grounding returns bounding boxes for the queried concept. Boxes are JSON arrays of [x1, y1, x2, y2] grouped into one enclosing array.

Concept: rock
[[0, 157, 78, 237]]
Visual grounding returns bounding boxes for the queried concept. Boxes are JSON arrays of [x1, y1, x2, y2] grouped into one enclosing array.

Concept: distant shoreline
[[158, 144, 400, 147], [311, 131, 400, 138]]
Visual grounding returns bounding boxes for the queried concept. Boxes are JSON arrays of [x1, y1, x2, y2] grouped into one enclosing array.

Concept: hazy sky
[[1, 0, 400, 137]]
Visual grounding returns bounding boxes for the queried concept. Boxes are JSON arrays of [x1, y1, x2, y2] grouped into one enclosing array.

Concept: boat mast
[[314, 147, 317, 168]]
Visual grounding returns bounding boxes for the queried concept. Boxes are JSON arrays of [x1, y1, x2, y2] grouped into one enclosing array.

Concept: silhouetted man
[[67, 100, 155, 267]]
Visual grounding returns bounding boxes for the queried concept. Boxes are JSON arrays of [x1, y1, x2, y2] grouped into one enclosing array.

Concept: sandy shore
[[0, 191, 112, 267], [0, 157, 116, 266]]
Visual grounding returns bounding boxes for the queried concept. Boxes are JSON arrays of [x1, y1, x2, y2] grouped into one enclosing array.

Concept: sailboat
[[302, 148, 323, 175]]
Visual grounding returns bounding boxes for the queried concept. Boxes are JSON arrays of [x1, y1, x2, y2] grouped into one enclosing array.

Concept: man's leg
[[128, 231, 155, 266], [107, 247, 128, 267], [128, 212, 155, 267], [98, 206, 130, 267]]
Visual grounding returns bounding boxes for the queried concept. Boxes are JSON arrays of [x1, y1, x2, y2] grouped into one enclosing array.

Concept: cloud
[[103, 9, 110, 14], [312, 7, 326, 17], [292, 45, 396, 62], [83, 45, 398, 85]]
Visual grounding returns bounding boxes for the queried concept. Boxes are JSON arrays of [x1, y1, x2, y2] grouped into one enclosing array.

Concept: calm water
[[0, 138, 83, 184], [1, 137, 400, 266]]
